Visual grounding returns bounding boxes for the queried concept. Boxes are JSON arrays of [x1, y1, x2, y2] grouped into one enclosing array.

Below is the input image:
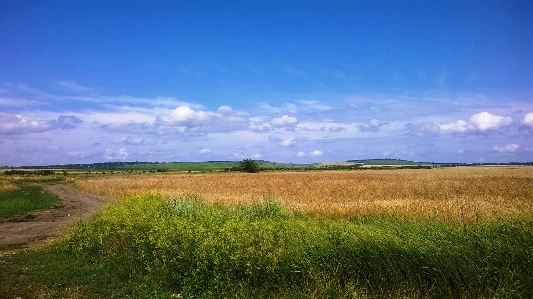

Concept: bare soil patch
[[0, 183, 113, 249]]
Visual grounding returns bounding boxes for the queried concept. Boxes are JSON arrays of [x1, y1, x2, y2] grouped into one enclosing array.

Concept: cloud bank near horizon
[[1, 82, 532, 166]]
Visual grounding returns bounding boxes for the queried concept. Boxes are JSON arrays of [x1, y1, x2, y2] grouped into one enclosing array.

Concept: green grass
[[0, 184, 61, 221], [1, 193, 529, 298]]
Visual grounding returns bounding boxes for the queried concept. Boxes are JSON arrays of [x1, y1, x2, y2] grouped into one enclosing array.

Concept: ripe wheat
[[74, 167, 533, 222]]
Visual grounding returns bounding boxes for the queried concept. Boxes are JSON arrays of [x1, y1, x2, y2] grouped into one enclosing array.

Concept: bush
[[239, 159, 260, 173]]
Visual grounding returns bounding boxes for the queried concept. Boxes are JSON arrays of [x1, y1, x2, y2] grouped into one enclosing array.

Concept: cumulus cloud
[[161, 106, 209, 127], [0, 113, 82, 135], [426, 112, 514, 135], [439, 120, 472, 133], [271, 115, 297, 128], [280, 138, 296, 147], [493, 144, 520, 153], [523, 113, 533, 128], [311, 150, 323, 157], [0, 113, 50, 135], [297, 151, 306, 157], [153, 105, 248, 134], [105, 148, 129, 160], [470, 112, 512, 131], [357, 119, 388, 132], [249, 118, 272, 132], [217, 105, 233, 114]]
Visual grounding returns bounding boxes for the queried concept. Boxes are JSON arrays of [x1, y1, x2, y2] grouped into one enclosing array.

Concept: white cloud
[[249, 117, 273, 132], [297, 151, 306, 157], [493, 144, 520, 153], [523, 113, 533, 128], [271, 115, 297, 128], [470, 112, 512, 131], [369, 119, 380, 127], [357, 119, 388, 132], [199, 148, 211, 154], [439, 120, 472, 133], [430, 112, 513, 135], [105, 148, 129, 160], [0, 113, 51, 135], [217, 105, 233, 114], [161, 106, 209, 126], [280, 138, 296, 147], [252, 153, 263, 159], [311, 150, 323, 157]]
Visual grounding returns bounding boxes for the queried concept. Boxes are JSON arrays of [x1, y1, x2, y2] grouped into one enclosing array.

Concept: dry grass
[[0, 179, 17, 192], [74, 167, 533, 222]]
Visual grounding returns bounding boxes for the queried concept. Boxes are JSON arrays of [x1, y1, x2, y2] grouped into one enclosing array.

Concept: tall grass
[[55, 193, 533, 298]]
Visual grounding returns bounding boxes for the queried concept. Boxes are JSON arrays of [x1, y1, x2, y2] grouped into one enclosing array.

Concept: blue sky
[[1, 1, 532, 166]]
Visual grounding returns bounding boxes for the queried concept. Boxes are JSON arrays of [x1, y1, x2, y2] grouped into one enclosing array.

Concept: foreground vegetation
[[2, 194, 531, 298], [1, 167, 532, 298]]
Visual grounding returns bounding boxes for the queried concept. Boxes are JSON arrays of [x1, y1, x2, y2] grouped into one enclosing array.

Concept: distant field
[[74, 166, 533, 222]]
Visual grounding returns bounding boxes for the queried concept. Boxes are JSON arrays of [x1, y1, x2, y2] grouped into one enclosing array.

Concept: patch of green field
[[0, 184, 61, 221], [1, 193, 531, 298]]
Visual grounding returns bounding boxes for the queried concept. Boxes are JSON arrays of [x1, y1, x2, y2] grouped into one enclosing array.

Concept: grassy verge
[[0, 184, 61, 221], [2, 193, 532, 298]]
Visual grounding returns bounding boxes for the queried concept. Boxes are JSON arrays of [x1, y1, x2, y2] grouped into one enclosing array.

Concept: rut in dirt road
[[0, 183, 114, 247]]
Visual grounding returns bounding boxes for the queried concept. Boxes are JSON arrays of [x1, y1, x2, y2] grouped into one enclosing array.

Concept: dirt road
[[0, 183, 113, 248]]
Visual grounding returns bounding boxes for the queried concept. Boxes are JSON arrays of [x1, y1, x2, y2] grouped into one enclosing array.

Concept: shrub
[[239, 159, 260, 173]]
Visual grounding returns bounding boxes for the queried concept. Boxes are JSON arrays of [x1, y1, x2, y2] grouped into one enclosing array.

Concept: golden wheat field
[[74, 166, 533, 222]]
